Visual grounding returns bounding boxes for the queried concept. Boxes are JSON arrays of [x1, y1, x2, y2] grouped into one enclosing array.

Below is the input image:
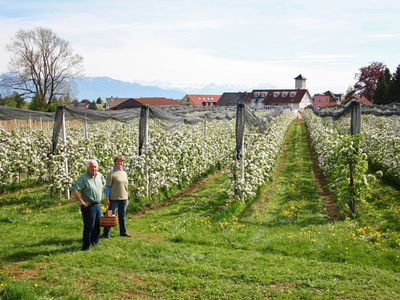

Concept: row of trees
[[374, 65, 400, 104], [0, 92, 104, 112], [353, 61, 400, 104]]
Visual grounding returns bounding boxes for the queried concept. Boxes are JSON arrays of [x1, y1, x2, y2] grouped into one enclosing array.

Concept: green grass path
[[0, 120, 399, 299]]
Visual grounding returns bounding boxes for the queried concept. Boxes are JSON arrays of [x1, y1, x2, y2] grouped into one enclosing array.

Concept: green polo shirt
[[71, 172, 105, 205]]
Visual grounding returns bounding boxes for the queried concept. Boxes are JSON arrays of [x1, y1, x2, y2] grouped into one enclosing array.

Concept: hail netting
[[0, 105, 54, 120], [49, 105, 239, 155], [311, 100, 400, 118]]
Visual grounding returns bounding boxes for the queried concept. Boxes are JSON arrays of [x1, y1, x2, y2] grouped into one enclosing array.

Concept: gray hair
[[87, 159, 99, 168]]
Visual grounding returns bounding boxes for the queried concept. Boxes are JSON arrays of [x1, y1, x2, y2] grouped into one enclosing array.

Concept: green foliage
[[0, 92, 26, 108], [391, 64, 400, 102], [88, 100, 98, 110], [328, 135, 371, 217], [0, 282, 38, 300], [374, 68, 392, 104], [29, 93, 47, 111], [373, 64, 400, 104]]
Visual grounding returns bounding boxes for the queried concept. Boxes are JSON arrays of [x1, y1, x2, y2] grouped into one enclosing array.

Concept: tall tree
[[390, 64, 400, 103], [88, 100, 98, 110], [373, 68, 392, 104], [354, 62, 386, 102], [0, 27, 83, 107], [0, 92, 26, 108], [29, 92, 47, 111]]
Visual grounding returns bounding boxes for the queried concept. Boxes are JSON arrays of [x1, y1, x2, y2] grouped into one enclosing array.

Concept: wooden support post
[[350, 101, 361, 135], [235, 99, 246, 194], [349, 100, 361, 216], [139, 106, 150, 198], [61, 107, 70, 199]]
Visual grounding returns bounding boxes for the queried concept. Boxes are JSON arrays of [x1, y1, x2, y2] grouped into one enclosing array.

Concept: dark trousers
[[81, 203, 101, 250], [103, 200, 128, 237]]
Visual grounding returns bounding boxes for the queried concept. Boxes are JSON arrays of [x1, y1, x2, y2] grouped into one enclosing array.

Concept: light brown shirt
[[106, 170, 128, 200]]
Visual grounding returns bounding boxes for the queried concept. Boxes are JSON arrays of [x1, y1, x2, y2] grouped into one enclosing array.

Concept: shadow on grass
[[2, 237, 81, 262], [149, 176, 233, 221], [0, 188, 61, 210]]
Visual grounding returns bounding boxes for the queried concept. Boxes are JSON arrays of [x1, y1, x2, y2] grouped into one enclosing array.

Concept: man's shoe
[[121, 233, 131, 237], [81, 246, 90, 251], [102, 235, 111, 239]]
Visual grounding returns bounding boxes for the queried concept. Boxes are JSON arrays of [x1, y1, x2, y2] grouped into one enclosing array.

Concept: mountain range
[[71, 76, 186, 100], [71, 76, 271, 100], [1, 75, 275, 100]]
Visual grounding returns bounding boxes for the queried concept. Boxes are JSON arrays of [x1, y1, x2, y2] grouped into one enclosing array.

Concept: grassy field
[[0, 120, 399, 299]]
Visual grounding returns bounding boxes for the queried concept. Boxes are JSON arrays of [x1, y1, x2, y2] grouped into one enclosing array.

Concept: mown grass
[[0, 120, 399, 299]]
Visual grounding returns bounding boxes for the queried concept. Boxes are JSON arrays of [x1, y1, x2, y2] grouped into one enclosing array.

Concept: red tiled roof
[[245, 89, 308, 105], [353, 96, 373, 107], [75, 102, 90, 108], [106, 98, 130, 109], [133, 97, 182, 106], [185, 94, 221, 106]]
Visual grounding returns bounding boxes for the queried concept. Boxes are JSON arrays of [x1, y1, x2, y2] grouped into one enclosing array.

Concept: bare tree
[[1, 27, 83, 106]]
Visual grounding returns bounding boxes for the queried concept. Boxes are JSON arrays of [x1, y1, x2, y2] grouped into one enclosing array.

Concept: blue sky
[[1, 0, 399, 94]]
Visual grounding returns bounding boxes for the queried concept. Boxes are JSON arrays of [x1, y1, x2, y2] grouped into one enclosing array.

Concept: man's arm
[[72, 190, 89, 208]]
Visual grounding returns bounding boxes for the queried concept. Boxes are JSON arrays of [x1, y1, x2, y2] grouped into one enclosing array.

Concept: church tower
[[295, 74, 306, 89]]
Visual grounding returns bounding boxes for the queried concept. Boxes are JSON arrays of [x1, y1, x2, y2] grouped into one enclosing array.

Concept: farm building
[[216, 92, 242, 106], [182, 94, 221, 106], [313, 91, 342, 107], [216, 75, 313, 111], [245, 89, 313, 111], [105, 97, 131, 110], [113, 97, 182, 110]]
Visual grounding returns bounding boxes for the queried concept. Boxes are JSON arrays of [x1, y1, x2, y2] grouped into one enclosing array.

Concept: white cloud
[[1, 0, 399, 95]]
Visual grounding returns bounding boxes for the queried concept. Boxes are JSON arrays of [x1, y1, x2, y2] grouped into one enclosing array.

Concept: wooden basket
[[100, 215, 118, 227]]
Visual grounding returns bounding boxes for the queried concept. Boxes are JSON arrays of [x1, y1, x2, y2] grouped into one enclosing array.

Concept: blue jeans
[[103, 200, 128, 237], [81, 203, 101, 250]]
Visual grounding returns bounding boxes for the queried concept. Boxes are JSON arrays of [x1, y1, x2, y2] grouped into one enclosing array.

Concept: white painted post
[[144, 107, 149, 198], [29, 115, 32, 130], [40, 117, 43, 130], [61, 108, 70, 199]]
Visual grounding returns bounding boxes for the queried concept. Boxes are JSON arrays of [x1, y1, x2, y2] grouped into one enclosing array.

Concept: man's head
[[87, 159, 99, 177]]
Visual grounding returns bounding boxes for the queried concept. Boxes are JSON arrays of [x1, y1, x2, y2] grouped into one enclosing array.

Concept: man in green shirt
[[71, 159, 105, 251]]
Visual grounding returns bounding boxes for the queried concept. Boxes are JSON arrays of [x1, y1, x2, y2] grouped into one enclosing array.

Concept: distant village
[[76, 74, 373, 112]]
